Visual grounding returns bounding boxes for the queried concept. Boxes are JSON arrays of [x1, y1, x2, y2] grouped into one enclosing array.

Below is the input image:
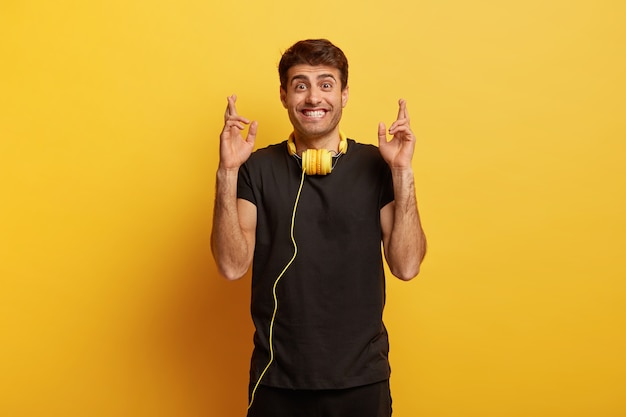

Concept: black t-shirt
[[238, 139, 395, 390]]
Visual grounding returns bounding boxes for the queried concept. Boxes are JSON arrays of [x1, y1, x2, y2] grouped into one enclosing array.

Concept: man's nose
[[305, 87, 322, 104]]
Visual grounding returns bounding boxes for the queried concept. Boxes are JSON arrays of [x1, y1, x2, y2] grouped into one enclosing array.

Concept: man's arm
[[211, 172, 257, 280], [378, 99, 427, 280], [380, 170, 426, 280], [210, 95, 258, 280]]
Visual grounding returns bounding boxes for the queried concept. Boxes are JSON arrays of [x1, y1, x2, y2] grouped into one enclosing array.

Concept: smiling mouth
[[302, 109, 327, 118]]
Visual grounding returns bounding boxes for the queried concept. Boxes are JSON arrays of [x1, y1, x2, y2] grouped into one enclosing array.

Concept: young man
[[211, 39, 426, 417]]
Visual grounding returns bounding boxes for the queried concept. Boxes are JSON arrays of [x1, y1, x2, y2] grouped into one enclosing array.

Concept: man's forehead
[[287, 65, 340, 81]]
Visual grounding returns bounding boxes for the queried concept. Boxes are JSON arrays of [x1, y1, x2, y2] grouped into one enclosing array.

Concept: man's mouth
[[302, 109, 327, 118]]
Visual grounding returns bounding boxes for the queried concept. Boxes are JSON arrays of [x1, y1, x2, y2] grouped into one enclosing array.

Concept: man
[[211, 39, 426, 417]]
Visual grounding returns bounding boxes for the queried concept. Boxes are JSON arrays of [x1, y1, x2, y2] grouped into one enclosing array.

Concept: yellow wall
[[2, 1, 625, 416]]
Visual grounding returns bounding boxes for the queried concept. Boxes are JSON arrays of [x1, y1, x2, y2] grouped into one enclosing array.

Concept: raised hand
[[219, 94, 257, 170], [378, 99, 416, 170]]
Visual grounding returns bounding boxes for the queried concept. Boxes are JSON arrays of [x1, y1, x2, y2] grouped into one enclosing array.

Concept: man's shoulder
[[251, 141, 288, 155], [345, 139, 383, 158], [246, 141, 289, 165]]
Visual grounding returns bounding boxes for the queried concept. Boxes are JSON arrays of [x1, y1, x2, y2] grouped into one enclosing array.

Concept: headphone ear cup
[[302, 149, 333, 175], [302, 149, 314, 175], [319, 150, 332, 174]]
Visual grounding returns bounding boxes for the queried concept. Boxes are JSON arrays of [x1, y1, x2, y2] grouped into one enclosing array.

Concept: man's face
[[280, 64, 349, 144]]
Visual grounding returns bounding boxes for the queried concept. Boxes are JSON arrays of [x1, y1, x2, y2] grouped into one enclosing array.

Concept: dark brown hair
[[278, 39, 349, 90]]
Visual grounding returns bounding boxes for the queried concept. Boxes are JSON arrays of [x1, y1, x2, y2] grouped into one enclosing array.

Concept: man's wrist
[[390, 166, 414, 177], [217, 165, 240, 177]]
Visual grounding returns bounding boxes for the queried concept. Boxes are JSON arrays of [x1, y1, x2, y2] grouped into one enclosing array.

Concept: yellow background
[[2, 0, 625, 416]]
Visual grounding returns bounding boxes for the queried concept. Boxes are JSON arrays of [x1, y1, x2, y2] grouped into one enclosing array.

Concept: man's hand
[[378, 99, 416, 170], [220, 94, 257, 170]]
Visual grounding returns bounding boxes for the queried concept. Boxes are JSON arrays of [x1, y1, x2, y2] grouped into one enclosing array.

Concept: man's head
[[278, 39, 349, 91], [278, 39, 350, 146]]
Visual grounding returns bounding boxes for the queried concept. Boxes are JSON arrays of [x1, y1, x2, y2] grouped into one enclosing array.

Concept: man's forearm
[[386, 167, 427, 280], [211, 168, 253, 280]]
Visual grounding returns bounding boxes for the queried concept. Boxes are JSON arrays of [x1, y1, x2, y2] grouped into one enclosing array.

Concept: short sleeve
[[237, 162, 256, 205]]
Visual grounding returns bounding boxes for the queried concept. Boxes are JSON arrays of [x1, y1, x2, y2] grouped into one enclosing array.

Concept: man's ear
[[280, 87, 287, 108], [342, 86, 349, 108]]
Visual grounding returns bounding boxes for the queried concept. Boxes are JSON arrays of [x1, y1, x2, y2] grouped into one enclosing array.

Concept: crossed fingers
[[388, 99, 411, 136], [223, 94, 251, 131]]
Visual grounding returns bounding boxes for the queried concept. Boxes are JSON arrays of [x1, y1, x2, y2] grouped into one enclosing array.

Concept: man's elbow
[[211, 242, 251, 281], [390, 264, 421, 281], [217, 264, 248, 281], [388, 250, 425, 281], [211, 249, 250, 281], [386, 233, 427, 281]]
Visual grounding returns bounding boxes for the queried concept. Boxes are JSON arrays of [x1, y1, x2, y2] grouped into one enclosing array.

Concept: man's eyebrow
[[289, 73, 337, 84], [316, 73, 337, 81], [289, 74, 309, 84]]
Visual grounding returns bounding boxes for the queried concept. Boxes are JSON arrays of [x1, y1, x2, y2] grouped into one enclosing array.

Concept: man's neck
[[292, 130, 341, 153]]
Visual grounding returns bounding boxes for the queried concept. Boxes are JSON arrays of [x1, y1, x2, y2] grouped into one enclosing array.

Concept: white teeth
[[303, 110, 325, 118]]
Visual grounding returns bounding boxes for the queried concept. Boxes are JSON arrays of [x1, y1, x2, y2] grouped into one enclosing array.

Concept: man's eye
[[296, 84, 307, 90], [322, 83, 332, 89]]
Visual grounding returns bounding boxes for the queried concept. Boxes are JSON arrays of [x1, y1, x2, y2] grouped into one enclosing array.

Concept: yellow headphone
[[287, 131, 348, 175]]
